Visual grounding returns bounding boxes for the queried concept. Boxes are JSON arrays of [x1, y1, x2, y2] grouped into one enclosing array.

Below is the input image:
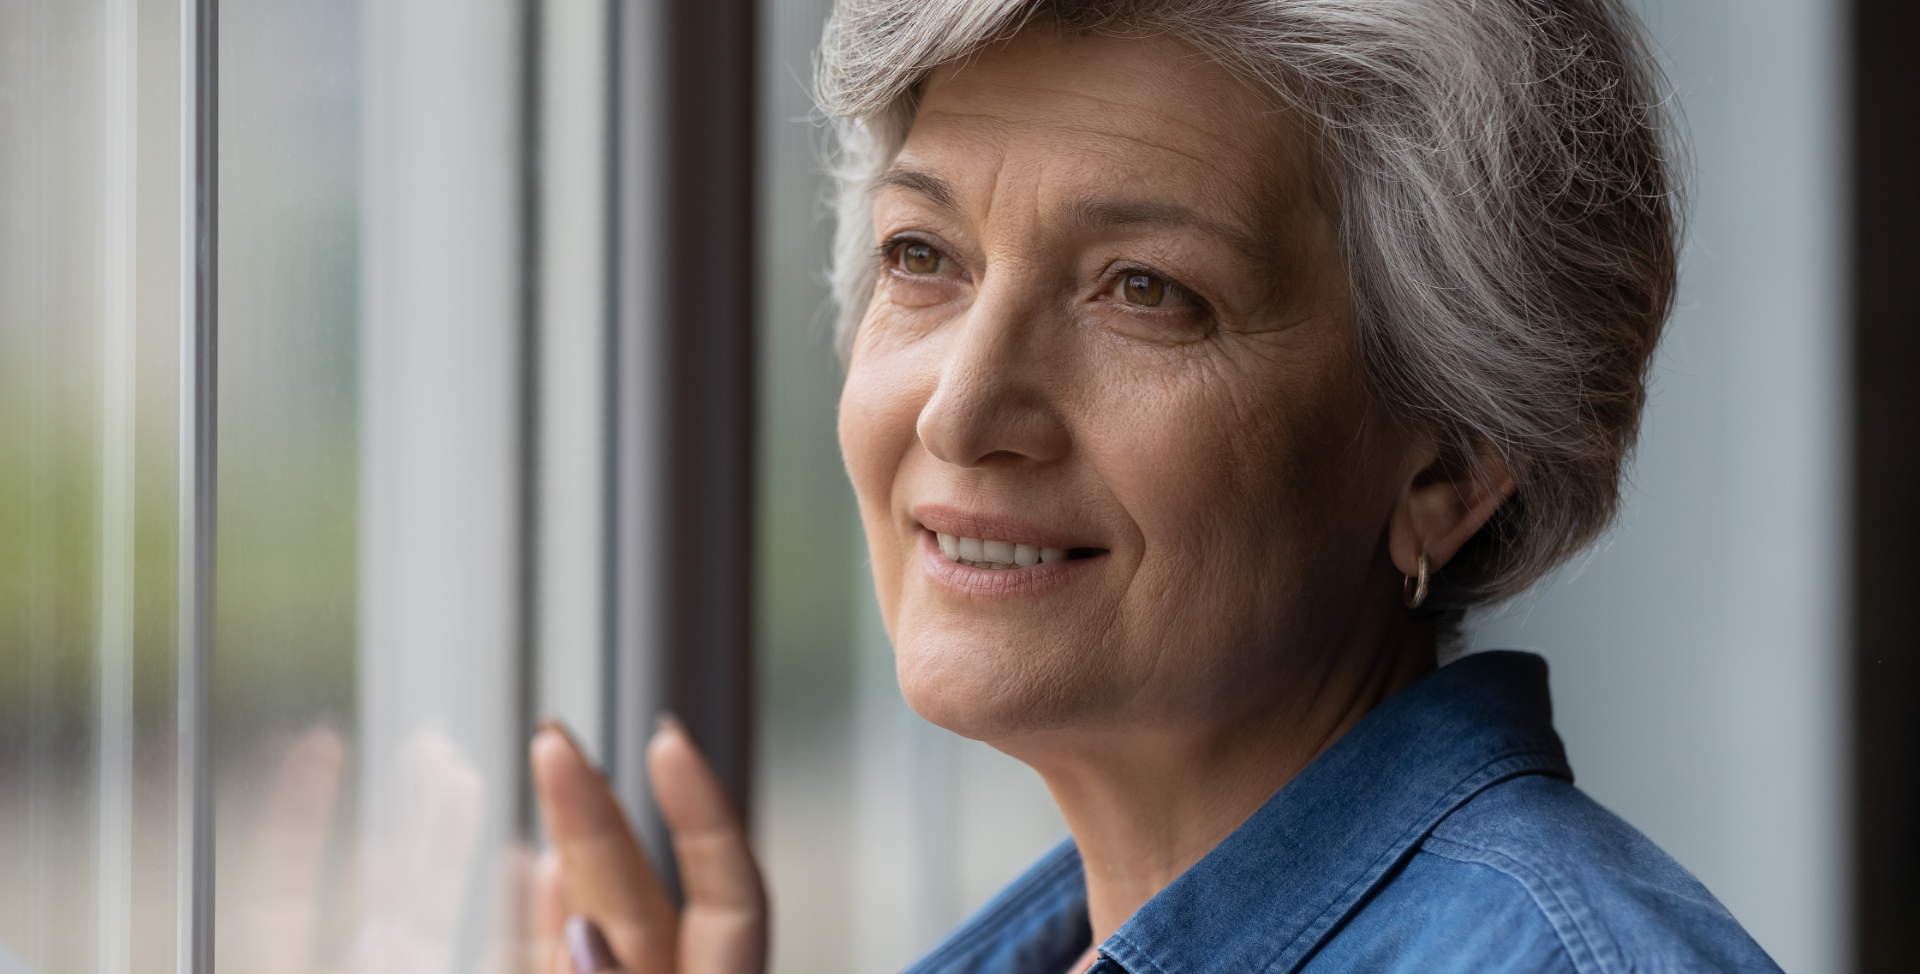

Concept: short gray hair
[[815, 0, 1679, 614]]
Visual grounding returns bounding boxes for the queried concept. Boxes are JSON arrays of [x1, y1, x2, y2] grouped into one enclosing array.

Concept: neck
[[1000, 601, 1436, 952]]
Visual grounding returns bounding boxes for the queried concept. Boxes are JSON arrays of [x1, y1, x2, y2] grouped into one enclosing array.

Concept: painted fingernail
[[566, 915, 618, 973]]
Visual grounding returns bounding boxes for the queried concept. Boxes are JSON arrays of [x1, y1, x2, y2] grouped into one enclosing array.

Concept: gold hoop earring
[[1403, 552, 1429, 609]]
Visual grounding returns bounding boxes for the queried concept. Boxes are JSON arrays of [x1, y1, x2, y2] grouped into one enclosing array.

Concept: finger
[[647, 716, 768, 974], [531, 723, 678, 974]]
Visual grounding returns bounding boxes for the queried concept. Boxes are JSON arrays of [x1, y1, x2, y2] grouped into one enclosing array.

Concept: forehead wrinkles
[[925, 72, 1263, 146], [917, 104, 1268, 194], [900, 106, 1288, 247]]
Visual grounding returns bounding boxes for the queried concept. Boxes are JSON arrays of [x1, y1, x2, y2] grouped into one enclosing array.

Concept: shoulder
[[1312, 773, 1780, 974], [904, 838, 1090, 974]]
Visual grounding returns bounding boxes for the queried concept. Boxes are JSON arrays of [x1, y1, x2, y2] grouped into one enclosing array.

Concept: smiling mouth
[[934, 532, 1107, 570]]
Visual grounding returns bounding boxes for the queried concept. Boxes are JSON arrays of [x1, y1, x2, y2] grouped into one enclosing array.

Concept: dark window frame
[[606, 0, 758, 893], [1850, 0, 1920, 969]]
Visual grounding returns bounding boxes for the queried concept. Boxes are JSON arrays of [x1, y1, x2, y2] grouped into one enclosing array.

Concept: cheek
[[838, 319, 930, 496], [1097, 354, 1389, 641], [835, 363, 891, 515], [837, 336, 937, 621]]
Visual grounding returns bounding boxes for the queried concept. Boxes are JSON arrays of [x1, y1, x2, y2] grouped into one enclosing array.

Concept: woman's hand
[[528, 717, 768, 974]]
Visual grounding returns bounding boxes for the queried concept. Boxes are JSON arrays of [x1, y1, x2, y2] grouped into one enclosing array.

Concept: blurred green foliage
[[210, 0, 363, 753]]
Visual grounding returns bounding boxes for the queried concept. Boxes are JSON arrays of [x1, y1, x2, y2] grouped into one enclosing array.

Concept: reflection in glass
[[213, 0, 362, 969], [0, 1, 185, 971], [214, 0, 539, 971]]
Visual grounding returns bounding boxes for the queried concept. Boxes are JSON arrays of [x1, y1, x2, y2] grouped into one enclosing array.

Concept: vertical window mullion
[[608, 0, 758, 887], [608, 0, 674, 875], [176, 0, 217, 970], [658, 0, 758, 819]]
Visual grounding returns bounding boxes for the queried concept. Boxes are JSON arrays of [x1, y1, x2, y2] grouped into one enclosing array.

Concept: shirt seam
[[1104, 753, 1566, 974], [1263, 751, 1567, 974], [1419, 834, 1628, 974], [1101, 938, 1175, 974]]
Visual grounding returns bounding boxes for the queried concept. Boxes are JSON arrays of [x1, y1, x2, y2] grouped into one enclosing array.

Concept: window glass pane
[[213, 0, 362, 968], [214, 1, 538, 969], [0, 1, 186, 971], [752, 4, 865, 969]]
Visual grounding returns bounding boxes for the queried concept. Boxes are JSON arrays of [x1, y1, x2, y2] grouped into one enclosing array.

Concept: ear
[[1388, 439, 1517, 578]]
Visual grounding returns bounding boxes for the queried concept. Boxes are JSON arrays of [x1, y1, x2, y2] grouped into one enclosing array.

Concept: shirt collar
[[1101, 650, 1571, 974]]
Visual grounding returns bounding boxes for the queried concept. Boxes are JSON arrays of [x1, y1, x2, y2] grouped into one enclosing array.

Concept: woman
[[529, 1, 1781, 971]]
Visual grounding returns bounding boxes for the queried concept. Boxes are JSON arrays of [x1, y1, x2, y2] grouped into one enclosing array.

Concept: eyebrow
[[874, 166, 1269, 255], [873, 166, 961, 210], [1063, 197, 1267, 255]]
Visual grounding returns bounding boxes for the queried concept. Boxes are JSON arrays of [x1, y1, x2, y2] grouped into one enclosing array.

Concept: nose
[[915, 280, 1071, 469]]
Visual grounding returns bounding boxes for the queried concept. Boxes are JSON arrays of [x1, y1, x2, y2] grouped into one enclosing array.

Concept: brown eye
[[899, 241, 943, 274], [1119, 272, 1188, 308]]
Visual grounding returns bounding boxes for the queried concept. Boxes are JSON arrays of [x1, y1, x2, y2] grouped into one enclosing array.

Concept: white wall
[[1465, 1, 1850, 971]]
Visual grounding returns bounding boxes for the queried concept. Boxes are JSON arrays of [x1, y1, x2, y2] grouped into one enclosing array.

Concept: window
[[0, 0, 623, 967], [0, 1, 1874, 973]]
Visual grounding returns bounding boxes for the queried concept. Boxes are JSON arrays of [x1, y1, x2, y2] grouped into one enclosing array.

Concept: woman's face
[[839, 29, 1425, 744]]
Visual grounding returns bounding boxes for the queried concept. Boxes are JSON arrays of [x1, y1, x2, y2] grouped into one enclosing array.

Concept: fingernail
[[538, 721, 591, 760], [653, 711, 681, 735], [566, 915, 618, 973]]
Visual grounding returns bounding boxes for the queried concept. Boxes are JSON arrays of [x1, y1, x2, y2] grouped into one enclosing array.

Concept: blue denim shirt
[[902, 651, 1781, 974]]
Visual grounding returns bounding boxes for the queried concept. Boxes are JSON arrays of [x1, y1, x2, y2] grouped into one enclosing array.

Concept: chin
[[892, 623, 1099, 742]]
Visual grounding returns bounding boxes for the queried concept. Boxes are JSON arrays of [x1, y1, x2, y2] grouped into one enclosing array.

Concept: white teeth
[[934, 532, 1077, 569]]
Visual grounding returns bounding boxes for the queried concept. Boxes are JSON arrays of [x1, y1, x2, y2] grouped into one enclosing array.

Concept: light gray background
[[1466, 1, 1849, 971]]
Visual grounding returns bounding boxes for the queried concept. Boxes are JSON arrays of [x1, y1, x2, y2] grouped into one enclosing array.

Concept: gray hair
[[815, 0, 1679, 615]]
